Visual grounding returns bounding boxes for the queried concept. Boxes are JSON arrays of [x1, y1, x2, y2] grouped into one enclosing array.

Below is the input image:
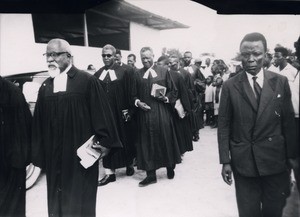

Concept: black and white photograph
[[0, 0, 299, 217]]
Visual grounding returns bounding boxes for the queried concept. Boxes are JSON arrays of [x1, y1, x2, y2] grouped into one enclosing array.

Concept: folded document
[[77, 135, 102, 169], [175, 99, 186, 118]]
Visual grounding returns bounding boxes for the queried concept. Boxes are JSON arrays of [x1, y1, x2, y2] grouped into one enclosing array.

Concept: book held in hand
[[151, 83, 166, 97]]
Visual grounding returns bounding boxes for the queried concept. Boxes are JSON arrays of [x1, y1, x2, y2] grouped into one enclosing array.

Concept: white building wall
[[0, 14, 103, 76], [0, 15, 165, 76], [129, 22, 162, 68], [0, 14, 46, 76]]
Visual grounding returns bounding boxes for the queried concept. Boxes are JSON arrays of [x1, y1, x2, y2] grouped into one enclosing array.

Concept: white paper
[[77, 135, 101, 169]]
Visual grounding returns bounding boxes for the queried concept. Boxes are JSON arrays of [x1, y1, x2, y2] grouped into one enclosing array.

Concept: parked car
[[4, 71, 49, 189]]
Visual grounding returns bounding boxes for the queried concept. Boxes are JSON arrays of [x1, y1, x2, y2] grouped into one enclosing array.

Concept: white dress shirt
[[275, 63, 299, 117], [245, 68, 264, 93]]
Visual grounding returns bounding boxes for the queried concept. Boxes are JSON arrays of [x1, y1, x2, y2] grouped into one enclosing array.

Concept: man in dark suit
[[218, 32, 298, 217]]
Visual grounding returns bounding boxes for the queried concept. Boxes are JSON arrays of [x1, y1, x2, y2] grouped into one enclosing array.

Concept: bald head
[[47, 38, 72, 55]]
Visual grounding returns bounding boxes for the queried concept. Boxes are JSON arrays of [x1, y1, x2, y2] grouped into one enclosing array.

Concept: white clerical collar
[[143, 64, 157, 79], [99, 68, 117, 81], [53, 64, 72, 93], [184, 65, 194, 74], [246, 68, 264, 89]]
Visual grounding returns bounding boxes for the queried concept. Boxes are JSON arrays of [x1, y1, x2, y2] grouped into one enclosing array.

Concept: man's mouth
[[48, 65, 57, 70]]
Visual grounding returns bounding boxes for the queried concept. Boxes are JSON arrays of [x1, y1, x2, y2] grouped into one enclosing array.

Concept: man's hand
[[92, 141, 110, 158], [155, 91, 168, 102], [222, 163, 233, 185], [137, 101, 151, 111], [122, 109, 131, 122]]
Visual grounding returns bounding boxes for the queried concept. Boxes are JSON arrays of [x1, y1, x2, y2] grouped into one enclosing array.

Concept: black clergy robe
[[94, 63, 136, 169], [169, 69, 193, 154], [183, 65, 205, 132], [32, 66, 122, 217], [135, 65, 181, 171], [0, 76, 32, 217]]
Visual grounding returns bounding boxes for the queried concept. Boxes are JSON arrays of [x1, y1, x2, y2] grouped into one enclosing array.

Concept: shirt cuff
[[135, 99, 141, 107]]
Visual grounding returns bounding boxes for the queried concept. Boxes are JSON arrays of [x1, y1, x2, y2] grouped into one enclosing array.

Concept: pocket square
[[277, 94, 281, 98]]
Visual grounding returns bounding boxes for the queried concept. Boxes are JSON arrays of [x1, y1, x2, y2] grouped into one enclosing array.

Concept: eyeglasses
[[102, 54, 113, 58], [43, 52, 69, 58]]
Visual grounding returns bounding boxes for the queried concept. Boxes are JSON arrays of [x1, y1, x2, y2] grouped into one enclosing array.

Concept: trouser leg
[[233, 171, 262, 217], [261, 171, 291, 217]]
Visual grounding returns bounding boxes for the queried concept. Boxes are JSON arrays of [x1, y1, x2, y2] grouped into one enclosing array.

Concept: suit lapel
[[234, 71, 258, 113], [256, 70, 277, 121]]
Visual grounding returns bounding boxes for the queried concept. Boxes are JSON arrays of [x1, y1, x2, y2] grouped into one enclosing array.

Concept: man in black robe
[[183, 51, 205, 142], [95, 44, 136, 186], [134, 47, 181, 187], [127, 53, 138, 72], [0, 76, 32, 217], [32, 39, 122, 217], [168, 55, 194, 155]]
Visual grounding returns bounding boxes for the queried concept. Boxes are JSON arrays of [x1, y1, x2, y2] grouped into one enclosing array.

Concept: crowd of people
[[0, 32, 299, 217]]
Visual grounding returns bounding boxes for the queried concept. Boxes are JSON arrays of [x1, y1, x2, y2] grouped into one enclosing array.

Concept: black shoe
[[193, 134, 199, 142], [138, 176, 157, 187], [98, 174, 116, 186], [167, 168, 175, 179], [126, 166, 135, 176]]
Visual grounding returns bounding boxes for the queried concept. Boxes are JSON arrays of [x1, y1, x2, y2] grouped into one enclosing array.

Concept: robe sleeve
[[10, 87, 32, 168], [185, 72, 196, 109], [177, 74, 192, 114], [133, 70, 142, 103], [31, 85, 46, 169], [124, 67, 138, 117], [88, 76, 123, 149], [165, 69, 178, 104]]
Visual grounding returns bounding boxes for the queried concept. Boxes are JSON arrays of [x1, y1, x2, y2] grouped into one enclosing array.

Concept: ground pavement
[[26, 126, 299, 217]]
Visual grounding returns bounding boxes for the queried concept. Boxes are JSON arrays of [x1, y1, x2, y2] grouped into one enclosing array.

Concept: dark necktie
[[252, 76, 262, 104], [215, 86, 221, 103]]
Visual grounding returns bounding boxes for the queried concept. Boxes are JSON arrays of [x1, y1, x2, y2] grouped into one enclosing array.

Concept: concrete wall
[[0, 14, 103, 76], [129, 22, 162, 68], [0, 14, 46, 76], [0, 14, 164, 76]]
